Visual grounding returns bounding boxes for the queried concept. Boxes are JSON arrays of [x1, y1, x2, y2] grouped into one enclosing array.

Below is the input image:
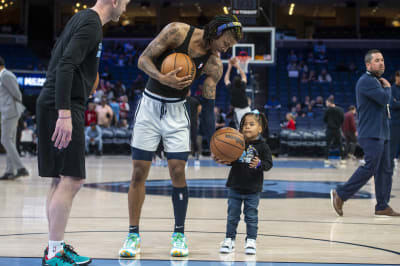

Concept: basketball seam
[[214, 139, 245, 151], [211, 137, 236, 161], [174, 53, 177, 72]]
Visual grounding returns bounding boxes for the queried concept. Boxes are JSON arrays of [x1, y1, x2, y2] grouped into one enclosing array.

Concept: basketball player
[[119, 15, 243, 257], [330, 49, 400, 217], [37, 1, 130, 265], [224, 56, 250, 129]]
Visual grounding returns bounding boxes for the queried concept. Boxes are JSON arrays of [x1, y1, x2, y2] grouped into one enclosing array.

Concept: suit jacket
[[356, 72, 391, 140], [0, 68, 25, 120], [390, 84, 400, 125]]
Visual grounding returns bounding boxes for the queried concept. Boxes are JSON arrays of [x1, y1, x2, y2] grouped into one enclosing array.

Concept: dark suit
[[336, 72, 392, 211]]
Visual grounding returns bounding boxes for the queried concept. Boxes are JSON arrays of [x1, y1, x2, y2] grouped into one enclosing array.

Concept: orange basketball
[[210, 127, 245, 162], [161, 53, 196, 80]]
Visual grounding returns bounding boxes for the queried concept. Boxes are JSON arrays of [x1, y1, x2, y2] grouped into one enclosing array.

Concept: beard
[[370, 69, 384, 77]]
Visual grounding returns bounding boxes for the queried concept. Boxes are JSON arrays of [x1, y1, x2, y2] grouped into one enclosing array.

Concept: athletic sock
[[129, 225, 139, 234], [172, 186, 188, 234], [48, 240, 64, 259]]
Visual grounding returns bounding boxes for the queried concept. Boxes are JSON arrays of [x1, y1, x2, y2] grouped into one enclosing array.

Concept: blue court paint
[[85, 179, 372, 199], [152, 159, 335, 169], [0, 257, 399, 266]]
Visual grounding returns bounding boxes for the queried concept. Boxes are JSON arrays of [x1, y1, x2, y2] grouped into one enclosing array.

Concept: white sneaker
[[244, 239, 256, 255], [220, 238, 235, 253]]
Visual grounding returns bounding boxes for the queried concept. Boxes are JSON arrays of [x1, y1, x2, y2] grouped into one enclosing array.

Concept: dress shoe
[[375, 206, 400, 217], [0, 173, 15, 180], [330, 189, 344, 216], [15, 168, 29, 178]]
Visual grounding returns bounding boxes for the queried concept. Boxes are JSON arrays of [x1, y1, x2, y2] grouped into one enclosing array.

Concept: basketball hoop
[[237, 51, 251, 74]]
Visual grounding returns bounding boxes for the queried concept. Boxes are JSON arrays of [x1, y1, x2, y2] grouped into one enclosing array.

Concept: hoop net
[[237, 55, 251, 74]]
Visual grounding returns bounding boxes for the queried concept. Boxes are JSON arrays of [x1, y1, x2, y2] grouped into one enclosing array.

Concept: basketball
[[161, 53, 196, 80], [210, 127, 245, 162]]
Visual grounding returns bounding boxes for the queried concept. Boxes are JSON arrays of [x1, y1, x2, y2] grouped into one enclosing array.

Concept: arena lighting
[[288, 3, 295, 16], [223, 6, 229, 14], [73, 1, 88, 14], [0, 0, 14, 11], [76, 2, 80, 7]]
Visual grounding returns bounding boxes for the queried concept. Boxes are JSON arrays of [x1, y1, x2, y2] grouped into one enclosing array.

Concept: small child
[[214, 110, 273, 255]]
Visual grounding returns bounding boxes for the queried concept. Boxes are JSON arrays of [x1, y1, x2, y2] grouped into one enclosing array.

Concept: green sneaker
[[42, 250, 76, 266], [63, 244, 92, 265], [170, 232, 189, 257], [119, 233, 141, 257]]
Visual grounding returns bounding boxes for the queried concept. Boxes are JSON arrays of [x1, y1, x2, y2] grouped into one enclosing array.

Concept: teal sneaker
[[119, 233, 141, 257], [170, 232, 189, 257], [42, 250, 76, 266], [63, 244, 92, 265]]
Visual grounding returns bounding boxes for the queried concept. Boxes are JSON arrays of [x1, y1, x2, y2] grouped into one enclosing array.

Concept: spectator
[[288, 96, 299, 109], [315, 50, 328, 64], [85, 123, 103, 155], [101, 66, 113, 81], [20, 122, 36, 156], [96, 97, 113, 128], [300, 72, 309, 84], [342, 105, 357, 159], [85, 102, 97, 126], [117, 54, 125, 67], [315, 96, 324, 108], [303, 96, 311, 107], [114, 80, 126, 98], [109, 97, 120, 125], [283, 113, 296, 130], [314, 40, 326, 55], [299, 61, 309, 74], [264, 96, 281, 109], [308, 70, 317, 82], [318, 69, 332, 83], [287, 49, 298, 63], [306, 52, 314, 64], [119, 95, 130, 120], [324, 98, 345, 164], [214, 106, 226, 130], [118, 118, 129, 129], [306, 104, 314, 118], [295, 103, 305, 118], [287, 62, 299, 78], [348, 62, 358, 74]]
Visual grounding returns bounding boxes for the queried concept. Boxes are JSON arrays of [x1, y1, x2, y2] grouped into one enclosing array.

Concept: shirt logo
[[96, 43, 102, 58], [198, 63, 203, 69]]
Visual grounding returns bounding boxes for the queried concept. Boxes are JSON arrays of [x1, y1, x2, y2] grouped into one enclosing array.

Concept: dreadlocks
[[203, 14, 243, 45]]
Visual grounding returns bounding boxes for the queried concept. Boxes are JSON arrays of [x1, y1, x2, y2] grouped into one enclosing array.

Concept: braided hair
[[203, 14, 243, 45]]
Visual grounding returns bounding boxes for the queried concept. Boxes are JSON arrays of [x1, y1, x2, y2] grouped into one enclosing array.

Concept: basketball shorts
[[131, 89, 190, 160], [36, 104, 86, 179]]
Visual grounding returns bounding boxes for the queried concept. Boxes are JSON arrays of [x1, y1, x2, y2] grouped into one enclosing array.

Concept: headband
[[216, 21, 242, 36]]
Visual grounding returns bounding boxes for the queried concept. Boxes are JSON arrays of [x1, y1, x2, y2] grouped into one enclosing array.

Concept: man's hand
[[379, 77, 391, 88], [52, 110, 73, 149], [230, 57, 239, 68], [159, 67, 192, 90]]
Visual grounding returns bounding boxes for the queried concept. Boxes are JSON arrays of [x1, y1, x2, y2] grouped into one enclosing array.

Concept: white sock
[[48, 240, 64, 259]]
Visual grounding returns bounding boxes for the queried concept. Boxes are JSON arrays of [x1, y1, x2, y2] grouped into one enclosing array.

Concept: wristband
[[58, 116, 71, 119], [256, 160, 261, 168]]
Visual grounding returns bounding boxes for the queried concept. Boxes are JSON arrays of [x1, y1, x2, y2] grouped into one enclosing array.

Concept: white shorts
[[234, 106, 251, 128], [131, 89, 190, 154]]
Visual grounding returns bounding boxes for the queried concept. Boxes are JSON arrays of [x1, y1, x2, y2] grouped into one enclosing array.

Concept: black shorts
[[37, 104, 86, 179]]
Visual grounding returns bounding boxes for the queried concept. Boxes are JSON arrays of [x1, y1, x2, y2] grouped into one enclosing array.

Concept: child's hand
[[212, 154, 230, 165], [249, 156, 260, 168]]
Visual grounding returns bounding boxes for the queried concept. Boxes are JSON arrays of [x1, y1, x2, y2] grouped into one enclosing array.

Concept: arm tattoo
[[202, 56, 223, 99]]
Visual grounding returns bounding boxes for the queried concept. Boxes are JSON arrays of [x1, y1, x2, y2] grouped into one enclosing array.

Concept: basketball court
[[0, 155, 399, 265]]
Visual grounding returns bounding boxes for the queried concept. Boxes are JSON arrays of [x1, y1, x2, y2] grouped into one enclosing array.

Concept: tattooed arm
[[138, 22, 192, 90], [201, 55, 223, 99]]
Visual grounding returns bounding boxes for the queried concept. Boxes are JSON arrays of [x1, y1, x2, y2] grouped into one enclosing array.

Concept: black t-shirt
[[228, 81, 248, 108], [38, 9, 103, 112], [324, 106, 344, 131]]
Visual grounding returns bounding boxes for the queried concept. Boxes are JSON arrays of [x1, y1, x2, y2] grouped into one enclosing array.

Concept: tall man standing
[[330, 49, 400, 217], [119, 15, 242, 258], [0, 56, 29, 180], [36, 1, 130, 265]]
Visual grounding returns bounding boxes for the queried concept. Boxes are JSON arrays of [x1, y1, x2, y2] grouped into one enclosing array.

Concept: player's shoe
[[42, 250, 76, 266], [63, 244, 92, 265], [119, 233, 141, 257], [244, 239, 256, 255], [220, 238, 235, 253], [170, 232, 189, 257]]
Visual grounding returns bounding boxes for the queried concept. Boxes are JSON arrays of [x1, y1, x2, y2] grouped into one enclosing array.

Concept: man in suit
[[330, 49, 399, 217], [0, 56, 29, 180]]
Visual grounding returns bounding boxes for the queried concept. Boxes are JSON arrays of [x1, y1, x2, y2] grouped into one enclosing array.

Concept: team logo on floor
[[85, 179, 373, 199]]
